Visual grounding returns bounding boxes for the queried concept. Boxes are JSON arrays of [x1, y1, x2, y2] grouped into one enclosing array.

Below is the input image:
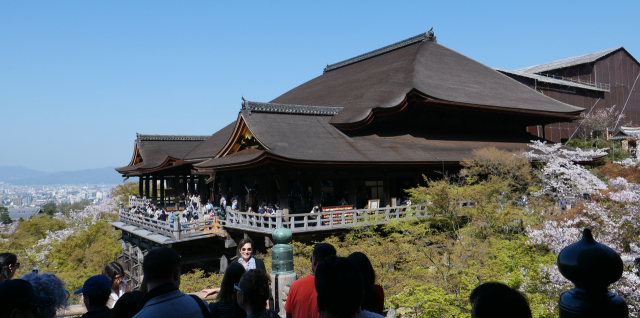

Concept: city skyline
[[1, 1, 639, 172]]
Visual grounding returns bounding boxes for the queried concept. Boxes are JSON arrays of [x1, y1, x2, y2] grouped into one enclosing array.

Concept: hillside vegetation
[[2, 144, 640, 317]]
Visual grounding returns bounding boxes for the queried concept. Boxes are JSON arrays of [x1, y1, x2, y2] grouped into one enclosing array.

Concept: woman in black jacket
[[231, 237, 266, 272]]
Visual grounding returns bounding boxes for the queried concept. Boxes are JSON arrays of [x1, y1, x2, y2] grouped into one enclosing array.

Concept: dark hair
[[238, 269, 271, 313], [315, 256, 363, 318], [312, 243, 336, 263], [347, 252, 380, 314], [469, 282, 532, 318], [236, 237, 254, 258], [142, 247, 181, 282], [102, 262, 124, 286], [0, 253, 17, 282], [217, 262, 246, 304], [110, 291, 144, 318]]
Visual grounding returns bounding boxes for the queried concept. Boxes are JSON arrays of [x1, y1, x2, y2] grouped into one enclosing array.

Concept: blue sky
[[1, 1, 638, 172]]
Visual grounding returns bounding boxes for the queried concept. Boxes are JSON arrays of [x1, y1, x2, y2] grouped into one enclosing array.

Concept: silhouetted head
[[142, 247, 181, 290], [347, 252, 380, 314], [237, 269, 271, 314], [20, 273, 69, 318], [470, 282, 531, 318], [312, 243, 337, 273], [217, 262, 246, 304], [0, 253, 17, 283], [315, 256, 363, 318]]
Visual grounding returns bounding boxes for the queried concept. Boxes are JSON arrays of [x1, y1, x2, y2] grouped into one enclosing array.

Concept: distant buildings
[[0, 183, 114, 209], [8, 206, 41, 221]]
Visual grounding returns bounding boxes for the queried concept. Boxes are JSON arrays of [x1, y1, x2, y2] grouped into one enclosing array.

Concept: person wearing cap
[[74, 275, 112, 318], [0, 279, 54, 318]]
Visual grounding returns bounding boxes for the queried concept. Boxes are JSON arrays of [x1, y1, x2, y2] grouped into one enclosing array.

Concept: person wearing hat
[[74, 275, 112, 318], [0, 279, 54, 318]]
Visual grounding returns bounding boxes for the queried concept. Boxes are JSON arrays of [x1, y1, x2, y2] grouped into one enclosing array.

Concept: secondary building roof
[[271, 32, 583, 125], [115, 134, 209, 174], [515, 47, 625, 74], [495, 68, 609, 92]]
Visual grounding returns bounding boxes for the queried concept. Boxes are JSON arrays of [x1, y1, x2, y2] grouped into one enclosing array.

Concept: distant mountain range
[[0, 166, 125, 185]]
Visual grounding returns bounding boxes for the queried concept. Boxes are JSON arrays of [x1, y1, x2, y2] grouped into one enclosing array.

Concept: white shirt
[[108, 280, 127, 308]]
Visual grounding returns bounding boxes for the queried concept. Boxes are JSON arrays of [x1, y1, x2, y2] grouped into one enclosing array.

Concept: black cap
[[0, 280, 55, 310]]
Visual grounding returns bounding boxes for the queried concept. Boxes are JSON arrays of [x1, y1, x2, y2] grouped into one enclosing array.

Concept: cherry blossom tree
[[524, 141, 607, 201]]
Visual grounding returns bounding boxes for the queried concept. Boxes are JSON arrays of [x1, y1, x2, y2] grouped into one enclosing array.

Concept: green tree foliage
[[0, 206, 7, 212], [180, 269, 224, 293], [44, 221, 121, 293], [112, 182, 139, 208], [0, 211, 11, 224], [42, 202, 57, 216]]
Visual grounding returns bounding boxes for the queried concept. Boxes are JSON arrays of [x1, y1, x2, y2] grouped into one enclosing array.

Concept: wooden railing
[[117, 212, 226, 241], [117, 202, 474, 237], [128, 197, 149, 207], [222, 205, 427, 234]]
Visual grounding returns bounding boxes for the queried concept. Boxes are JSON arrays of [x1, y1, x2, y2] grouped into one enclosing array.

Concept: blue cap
[[74, 275, 111, 295]]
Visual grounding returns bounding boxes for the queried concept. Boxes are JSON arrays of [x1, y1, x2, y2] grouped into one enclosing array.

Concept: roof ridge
[[323, 30, 436, 73], [515, 47, 623, 74], [136, 134, 210, 141], [242, 100, 343, 116]]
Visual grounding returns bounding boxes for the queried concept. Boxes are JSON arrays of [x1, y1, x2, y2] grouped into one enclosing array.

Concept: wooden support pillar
[[152, 176, 157, 205], [160, 176, 165, 208], [138, 177, 143, 198], [312, 175, 321, 207], [189, 177, 195, 195], [383, 172, 390, 207], [144, 176, 150, 199], [199, 177, 206, 203], [277, 175, 289, 215], [349, 174, 357, 207]]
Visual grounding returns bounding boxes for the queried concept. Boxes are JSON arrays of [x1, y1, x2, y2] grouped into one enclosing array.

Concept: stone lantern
[[557, 228, 628, 317], [270, 226, 297, 315]]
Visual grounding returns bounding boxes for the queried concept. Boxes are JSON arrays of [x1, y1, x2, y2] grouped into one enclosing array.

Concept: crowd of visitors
[[0, 241, 534, 318]]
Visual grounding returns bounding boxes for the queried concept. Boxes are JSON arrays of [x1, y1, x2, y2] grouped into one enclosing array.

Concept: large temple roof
[[194, 106, 536, 169], [270, 32, 583, 125]]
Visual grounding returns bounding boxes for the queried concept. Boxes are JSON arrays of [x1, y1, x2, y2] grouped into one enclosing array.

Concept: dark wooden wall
[[506, 49, 640, 143]]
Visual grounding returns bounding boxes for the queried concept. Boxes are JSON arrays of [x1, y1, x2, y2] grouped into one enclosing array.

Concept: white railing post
[[276, 210, 283, 228], [173, 213, 180, 240]]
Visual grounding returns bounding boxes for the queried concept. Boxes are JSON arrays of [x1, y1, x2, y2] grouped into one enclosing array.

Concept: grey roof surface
[[8, 206, 41, 220], [515, 47, 622, 74], [496, 68, 608, 92], [271, 36, 583, 125], [116, 135, 206, 173], [195, 110, 537, 169], [184, 122, 236, 160]]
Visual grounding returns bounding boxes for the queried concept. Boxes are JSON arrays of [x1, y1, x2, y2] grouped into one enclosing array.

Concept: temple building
[[116, 31, 585, 214], [497, 47, 640, 143]]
